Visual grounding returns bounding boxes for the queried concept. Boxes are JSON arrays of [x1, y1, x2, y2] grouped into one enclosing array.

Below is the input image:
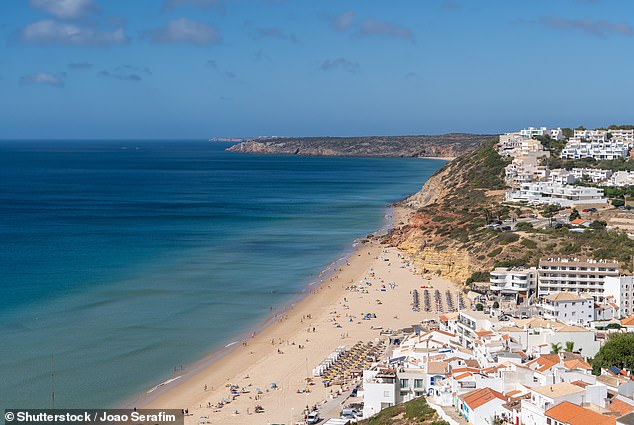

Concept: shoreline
[[140, 204, 465, 424], [131, 205, 403, 409]]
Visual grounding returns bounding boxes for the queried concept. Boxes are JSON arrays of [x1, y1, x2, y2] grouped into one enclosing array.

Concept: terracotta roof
[[505, 389, 523, 398], [571, 218, 586, 225], [465, 359, 481, 368], [609, 398, 634, 416], [454, 372, 472, 380], [571, 380, 590, 388], [564, 359, 592, 370], [428, 361, 449, 375], [476, 330, 494, 337], [526, 354, 561, 372], [531, 382, 585, 398], [621, 316, 634, 326], [460, 387, 506, 410], [545, 401, 616, 425]]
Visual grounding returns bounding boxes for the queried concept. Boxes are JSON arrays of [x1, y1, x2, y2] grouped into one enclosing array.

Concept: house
[[604, 276, 634, 318], [521, 382, 587, 425], [458, 387, 507, 425], [597, 375, 634, 397], [538, 292, 594, 326], [621, 315, 634, 331], [544, 401, 616, 425]]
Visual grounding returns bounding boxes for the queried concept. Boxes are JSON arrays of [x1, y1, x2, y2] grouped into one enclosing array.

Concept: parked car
[[306, 411, 321, 424]]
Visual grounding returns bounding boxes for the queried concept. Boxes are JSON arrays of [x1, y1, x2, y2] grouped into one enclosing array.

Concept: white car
[[306, 411, 320, 424]]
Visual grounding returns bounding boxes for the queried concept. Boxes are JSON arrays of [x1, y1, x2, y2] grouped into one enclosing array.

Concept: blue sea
[[0, 141, 444, 409]]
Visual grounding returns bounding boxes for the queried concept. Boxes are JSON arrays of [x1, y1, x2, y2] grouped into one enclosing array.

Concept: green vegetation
[[515, 222, 534, 231], [607, 323, 622, 329], [569, 209, 581, 221], [358, 396, 448, 425], [591, 333, 634, 375], [551, 342, 562, 354], [493, 301, 500, 309], [476, 303, 484, 311], [565, 341, 575, 352]]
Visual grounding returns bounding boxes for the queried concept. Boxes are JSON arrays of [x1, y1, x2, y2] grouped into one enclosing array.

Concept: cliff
[[386, 139, 634, 285], [226, 133, 495, 158]]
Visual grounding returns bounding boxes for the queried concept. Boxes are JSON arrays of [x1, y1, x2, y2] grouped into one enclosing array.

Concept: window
[[399, 379, 409, 389], [414, 379, 424, 389]]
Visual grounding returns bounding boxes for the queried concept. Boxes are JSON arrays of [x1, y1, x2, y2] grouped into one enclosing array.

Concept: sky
[[1, 0, 634, 139]]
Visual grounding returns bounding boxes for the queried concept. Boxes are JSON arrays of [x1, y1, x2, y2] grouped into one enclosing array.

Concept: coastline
[[140, 204, 464, 424], [133, 205, 403, 408]]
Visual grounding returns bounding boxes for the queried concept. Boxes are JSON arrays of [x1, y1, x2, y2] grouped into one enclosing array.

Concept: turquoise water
[[0, 141, 445, 409]]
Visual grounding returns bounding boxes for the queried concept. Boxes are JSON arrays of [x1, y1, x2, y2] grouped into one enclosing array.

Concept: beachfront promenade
[[144, 207, 466, 424]]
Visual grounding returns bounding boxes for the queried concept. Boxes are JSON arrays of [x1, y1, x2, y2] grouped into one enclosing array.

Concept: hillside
[[357, 396, 449, 425], [385, 140, 634, 284], [226, 134, 494, 158]]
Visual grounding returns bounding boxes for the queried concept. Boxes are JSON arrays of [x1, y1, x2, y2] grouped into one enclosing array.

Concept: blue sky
[[1, 0, 633, 139]]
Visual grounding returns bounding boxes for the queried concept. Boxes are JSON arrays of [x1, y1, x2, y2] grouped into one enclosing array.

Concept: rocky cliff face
[[226, 134, 495, 158], [383, 140, 510, 284]]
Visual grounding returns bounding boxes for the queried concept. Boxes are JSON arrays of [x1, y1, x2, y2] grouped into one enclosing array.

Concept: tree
[[612, 198, 625, 208], [569, 208, 581, 221], [565, 341, 575, 352], [551, 342, 562, 354], [591, 333, 634, 374], [476, 303, 484, 311], [589, 220, 607, 230], [493, 301, 500, 309]]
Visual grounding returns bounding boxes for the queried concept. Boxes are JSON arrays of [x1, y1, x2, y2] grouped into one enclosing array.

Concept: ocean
[[0, 141, 445, 409]]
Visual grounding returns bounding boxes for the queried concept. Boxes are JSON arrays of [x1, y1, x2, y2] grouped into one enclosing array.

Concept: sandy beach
[[143, 206, 463, 424]]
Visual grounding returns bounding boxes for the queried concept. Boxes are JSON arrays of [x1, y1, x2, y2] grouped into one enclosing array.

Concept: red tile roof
[[608, 399, 634, 416], [545, 401, 616, 425], [460, 387, 506, 410]]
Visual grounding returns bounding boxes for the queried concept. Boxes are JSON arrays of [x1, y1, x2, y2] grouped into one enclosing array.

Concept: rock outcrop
[[227, 134, 495, 158]]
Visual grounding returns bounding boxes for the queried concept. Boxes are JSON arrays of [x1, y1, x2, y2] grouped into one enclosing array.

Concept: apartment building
[[609, 129, 634, 142], [549, 169, 577, 185], [604, 276, 634, 318], [538, 258, 620, 303], [490, 267, 537, 299], [570, 168, 613, 183], [561, 140, 630, 160], [505, 182, 607, 207], [520, 382, 586, 425], [574, 129, 608, 142], [609, 171, 634, 187]]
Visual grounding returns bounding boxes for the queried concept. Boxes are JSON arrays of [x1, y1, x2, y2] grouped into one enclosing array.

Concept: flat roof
[[532, 382, 585, 398]]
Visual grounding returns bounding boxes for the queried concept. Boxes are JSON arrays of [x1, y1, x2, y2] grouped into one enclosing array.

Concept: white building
[[610, 129, 634, 142], [538, 292, 594, 326], [561, 139, 630, 160], [520, 382, 586, 425], [609, 171, 634, 187], [550, 128, 566, 140], [362, 368, 398, 418], [604, 276, 634, 318], [505, 182, 607, 207], [489, 266, 537, 300], [457, 387, 507, 425], [538, 258, 620, 303], [496, 318, 601, 357], [521, 127, 551, 138], [456, 311, 501, 350], [570, 168, 613, 183], [574, 129, 608, 142], [548, 169, 577, 185]]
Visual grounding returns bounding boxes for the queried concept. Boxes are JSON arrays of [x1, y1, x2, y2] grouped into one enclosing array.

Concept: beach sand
[[143, 206, 464, 424]]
